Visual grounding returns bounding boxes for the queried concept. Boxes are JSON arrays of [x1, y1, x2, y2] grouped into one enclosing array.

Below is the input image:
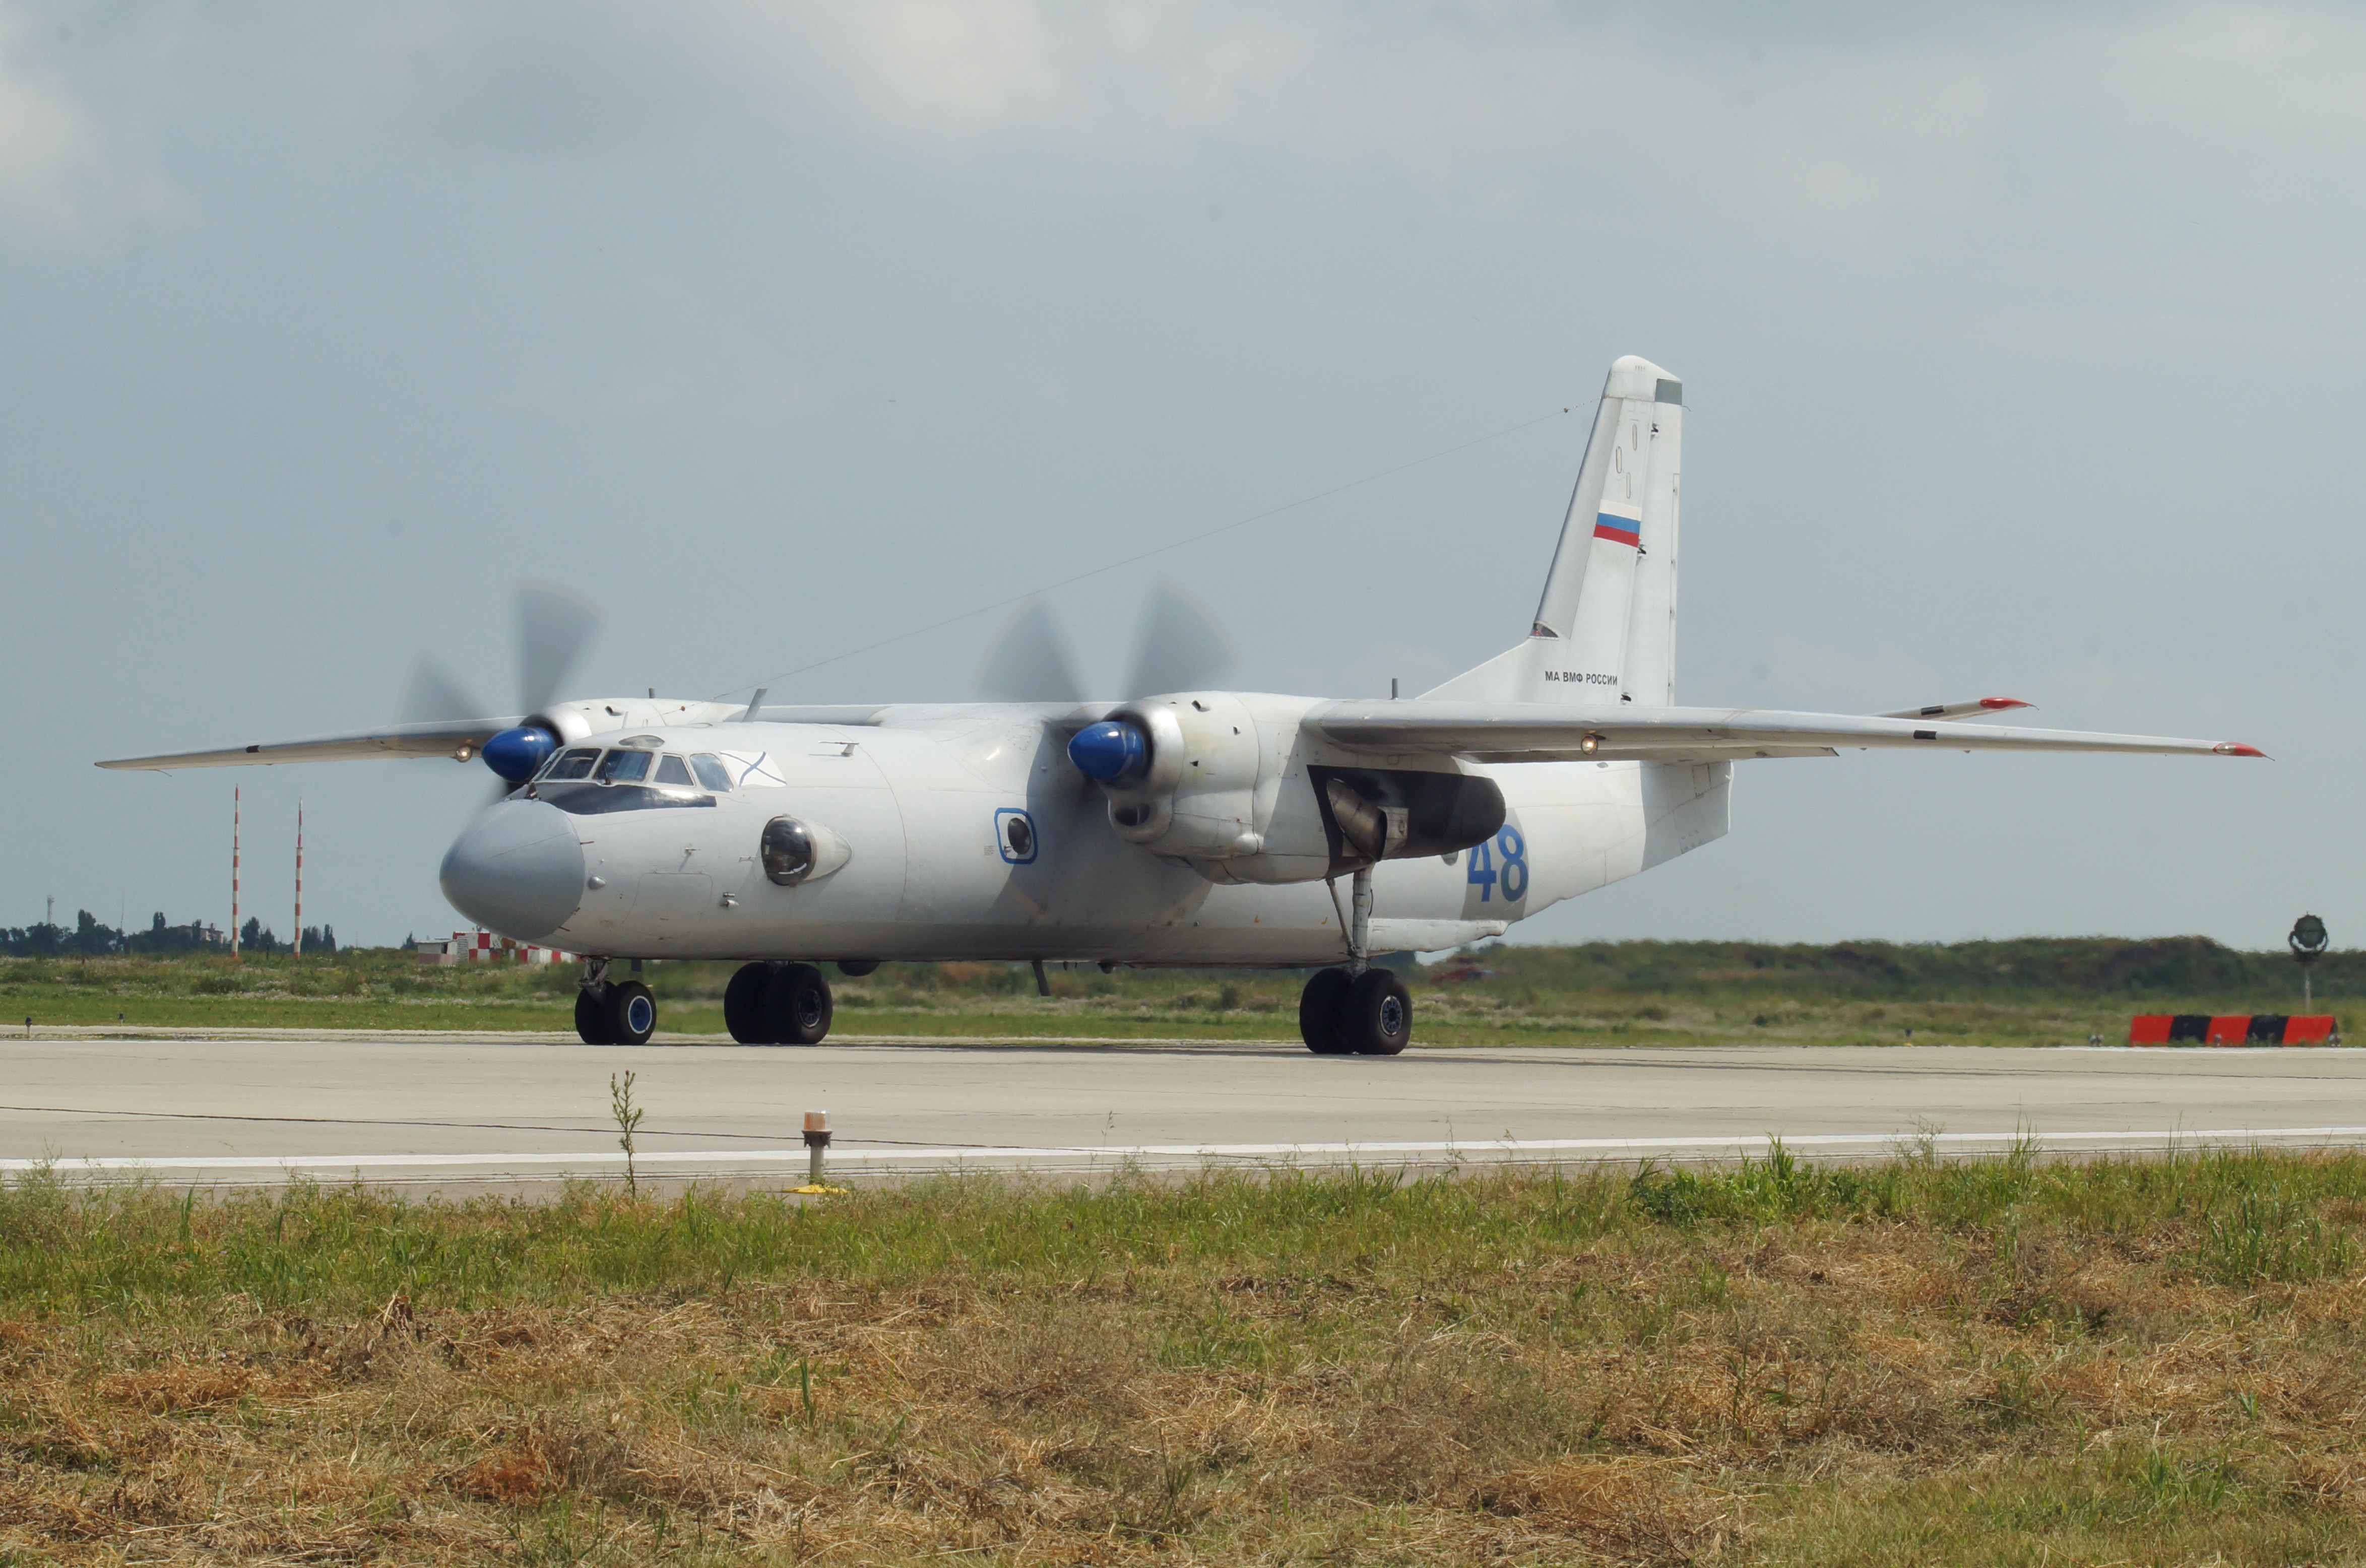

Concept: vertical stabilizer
[[1426, 356, 1683, 703]]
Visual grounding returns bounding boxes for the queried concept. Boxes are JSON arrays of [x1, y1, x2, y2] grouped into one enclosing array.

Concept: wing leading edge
[[1306, 700, 2266, 765], [96, 717, 522, 771], [94, 703, 896, 771]]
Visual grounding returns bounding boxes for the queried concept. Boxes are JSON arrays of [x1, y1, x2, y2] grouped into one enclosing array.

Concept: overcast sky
[[5, 1, 2358, 950]]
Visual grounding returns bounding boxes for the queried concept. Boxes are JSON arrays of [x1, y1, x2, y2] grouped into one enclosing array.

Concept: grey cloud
[[4, 0, 2356, 945]]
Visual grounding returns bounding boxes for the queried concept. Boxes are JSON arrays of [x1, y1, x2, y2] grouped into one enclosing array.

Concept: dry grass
[[5, 1152, 2366, 1563]]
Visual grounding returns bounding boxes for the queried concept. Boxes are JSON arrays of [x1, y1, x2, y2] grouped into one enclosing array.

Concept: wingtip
[[2212, 742, 2269, 758], [1979, 697, 2032, 711]]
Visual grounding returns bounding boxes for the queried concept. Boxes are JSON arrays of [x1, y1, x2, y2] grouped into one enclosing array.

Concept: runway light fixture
[[801, 1109, 835, 1191]]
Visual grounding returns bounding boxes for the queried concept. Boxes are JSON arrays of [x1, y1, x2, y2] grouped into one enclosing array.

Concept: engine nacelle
[[1068, 692, 1505, 885], [1075, 693, 1264, 860]]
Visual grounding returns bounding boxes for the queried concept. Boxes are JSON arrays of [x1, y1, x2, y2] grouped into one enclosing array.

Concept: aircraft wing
[[96, 717, 521, 770], [1305, 701, 2266, 764]]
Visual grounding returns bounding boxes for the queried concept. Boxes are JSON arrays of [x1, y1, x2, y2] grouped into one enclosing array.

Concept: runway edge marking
[[15, 1125, 2366, 1174]]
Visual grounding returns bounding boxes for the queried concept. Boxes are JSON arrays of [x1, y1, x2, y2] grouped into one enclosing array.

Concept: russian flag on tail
[[1592, 511, 1641, 547]]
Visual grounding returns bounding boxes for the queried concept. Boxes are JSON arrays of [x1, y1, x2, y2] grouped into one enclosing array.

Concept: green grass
[[2, 938, 2347, 1046], [9, 1150, 2366, 1563]]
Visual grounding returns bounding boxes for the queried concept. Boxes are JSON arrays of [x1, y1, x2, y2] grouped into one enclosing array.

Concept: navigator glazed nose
[[438, 800, 585, 944]]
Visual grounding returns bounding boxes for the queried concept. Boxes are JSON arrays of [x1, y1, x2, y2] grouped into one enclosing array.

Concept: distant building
[[417, 932, 572, 966]]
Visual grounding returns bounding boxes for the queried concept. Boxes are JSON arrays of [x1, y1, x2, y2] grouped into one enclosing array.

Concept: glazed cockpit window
[[689, 754, 734, 792], [596, 749, 652, 784], [654, 754, 694, 787], [542, 747, 600, 781]]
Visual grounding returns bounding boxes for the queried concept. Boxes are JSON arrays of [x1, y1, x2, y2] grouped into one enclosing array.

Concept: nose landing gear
[[574, 958, 658, 1046], [723, 961, 837, 1045]]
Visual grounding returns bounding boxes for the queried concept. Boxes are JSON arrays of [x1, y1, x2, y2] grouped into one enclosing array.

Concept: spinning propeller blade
[[514, 582, 604, 713], [396, 655, 487, 728], [393, 583, 604, 801], [975, 581, 1237, 703], [1125, 578, 1236, 700], [976, 597, 1084, 704]]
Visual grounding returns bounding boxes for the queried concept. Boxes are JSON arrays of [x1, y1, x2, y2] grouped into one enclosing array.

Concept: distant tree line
[[0, 911, 337, 958]]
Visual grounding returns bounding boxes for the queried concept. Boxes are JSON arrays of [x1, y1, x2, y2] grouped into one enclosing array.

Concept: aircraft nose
[[438, 800, 585, 944]]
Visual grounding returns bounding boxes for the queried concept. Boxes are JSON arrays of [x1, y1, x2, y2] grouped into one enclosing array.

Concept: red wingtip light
[[1978, 697, 2032, 710], [2212, 743, 2267, 757]]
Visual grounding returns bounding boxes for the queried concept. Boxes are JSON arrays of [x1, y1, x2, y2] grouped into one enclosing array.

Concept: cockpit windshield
[[527, 744, 736, 815], [541, 747, 599, 781], [596, 749, 653, 784]]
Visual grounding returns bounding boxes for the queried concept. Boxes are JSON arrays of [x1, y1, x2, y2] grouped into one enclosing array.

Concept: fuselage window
[[1005, 814, 1034, 860], [544, 748, 600, 781], [597, 749, 652, 784], [654, 754, 694, 787], [690, 754, 734, 792]]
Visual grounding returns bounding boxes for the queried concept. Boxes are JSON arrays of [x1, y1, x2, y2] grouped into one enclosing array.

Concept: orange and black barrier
[[2129, 1015, 2340, 1046]]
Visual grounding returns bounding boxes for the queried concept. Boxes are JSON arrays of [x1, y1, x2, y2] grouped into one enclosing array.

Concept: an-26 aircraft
[[100, 356, 2262, 1053]]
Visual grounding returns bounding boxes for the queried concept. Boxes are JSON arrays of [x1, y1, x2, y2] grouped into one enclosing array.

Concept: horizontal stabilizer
[[1307, 700, 2265, 765], [1877, 697, 2032, 722]]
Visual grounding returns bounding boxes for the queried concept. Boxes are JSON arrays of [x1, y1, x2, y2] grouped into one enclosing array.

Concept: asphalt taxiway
[[2, 1032, 2362, 1192]]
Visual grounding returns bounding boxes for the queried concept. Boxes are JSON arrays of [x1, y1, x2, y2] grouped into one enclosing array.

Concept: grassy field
[[8, 1150, 2366, 1563], [0, 937, 2350, 1046]]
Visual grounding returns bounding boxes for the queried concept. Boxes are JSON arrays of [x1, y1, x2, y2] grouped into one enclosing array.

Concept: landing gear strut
[[723, 961, 836, 1046], [574, 957, 658, 1046], [1300, 864, 1412, 1055]]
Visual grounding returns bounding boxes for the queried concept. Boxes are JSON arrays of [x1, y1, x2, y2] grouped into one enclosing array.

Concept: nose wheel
[[1298, 965, 1413, 1056], [723, 961, 836, 1046], [574, 959, 658, 1045]]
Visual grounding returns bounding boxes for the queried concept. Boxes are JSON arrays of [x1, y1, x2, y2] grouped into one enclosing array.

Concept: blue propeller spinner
[[482, 725, 559, 782], [1067, 720, 1148, 785]]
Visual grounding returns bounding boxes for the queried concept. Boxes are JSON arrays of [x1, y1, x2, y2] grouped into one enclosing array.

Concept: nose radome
[[438, 800, 585, 944]]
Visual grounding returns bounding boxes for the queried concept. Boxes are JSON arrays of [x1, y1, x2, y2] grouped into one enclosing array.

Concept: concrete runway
[[4, 1032, 2365, 1191]]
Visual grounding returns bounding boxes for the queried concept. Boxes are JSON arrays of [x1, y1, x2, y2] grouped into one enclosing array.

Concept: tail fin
[[1426, 355, 1684, 704]]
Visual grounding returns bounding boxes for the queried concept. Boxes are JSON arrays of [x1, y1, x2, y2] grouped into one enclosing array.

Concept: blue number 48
[[1467, 826, 1528, 903]]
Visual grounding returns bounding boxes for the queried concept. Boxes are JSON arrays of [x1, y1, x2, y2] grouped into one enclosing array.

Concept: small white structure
[[417, 931, 572, 966]]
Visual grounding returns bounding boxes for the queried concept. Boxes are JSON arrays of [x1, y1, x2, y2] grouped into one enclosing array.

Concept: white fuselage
[[451, 699, 1732, 965]]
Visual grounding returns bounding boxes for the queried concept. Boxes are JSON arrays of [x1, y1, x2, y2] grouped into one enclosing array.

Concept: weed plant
[[5, 1148, 2366, 1562]]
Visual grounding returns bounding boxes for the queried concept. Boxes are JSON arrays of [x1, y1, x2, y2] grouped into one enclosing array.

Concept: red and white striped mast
[[292, 800, 303, 957], [230, 785, 241, 955]]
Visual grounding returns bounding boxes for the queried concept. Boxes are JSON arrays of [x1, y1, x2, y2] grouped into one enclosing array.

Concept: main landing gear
[[723, 961, 837, 1046], [574, 958, 657, 1046], [1299, 965, 1413, 1055], [1298, 864, 1413, 1056]]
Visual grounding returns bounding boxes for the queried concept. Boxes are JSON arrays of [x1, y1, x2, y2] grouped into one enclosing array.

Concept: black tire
[[763, 963, 834, 1046], [605, 980, 657, 1046], [1340, 969, 1413, 1056], [1299, 967, 1354, 1055], [574, 989, 614, 1044], [724, 962, 775, 1044], [836, 959, 881, 977]]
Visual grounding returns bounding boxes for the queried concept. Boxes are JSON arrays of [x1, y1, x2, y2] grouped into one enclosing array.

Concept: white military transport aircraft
[[100, 356, 2261, 1054]]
